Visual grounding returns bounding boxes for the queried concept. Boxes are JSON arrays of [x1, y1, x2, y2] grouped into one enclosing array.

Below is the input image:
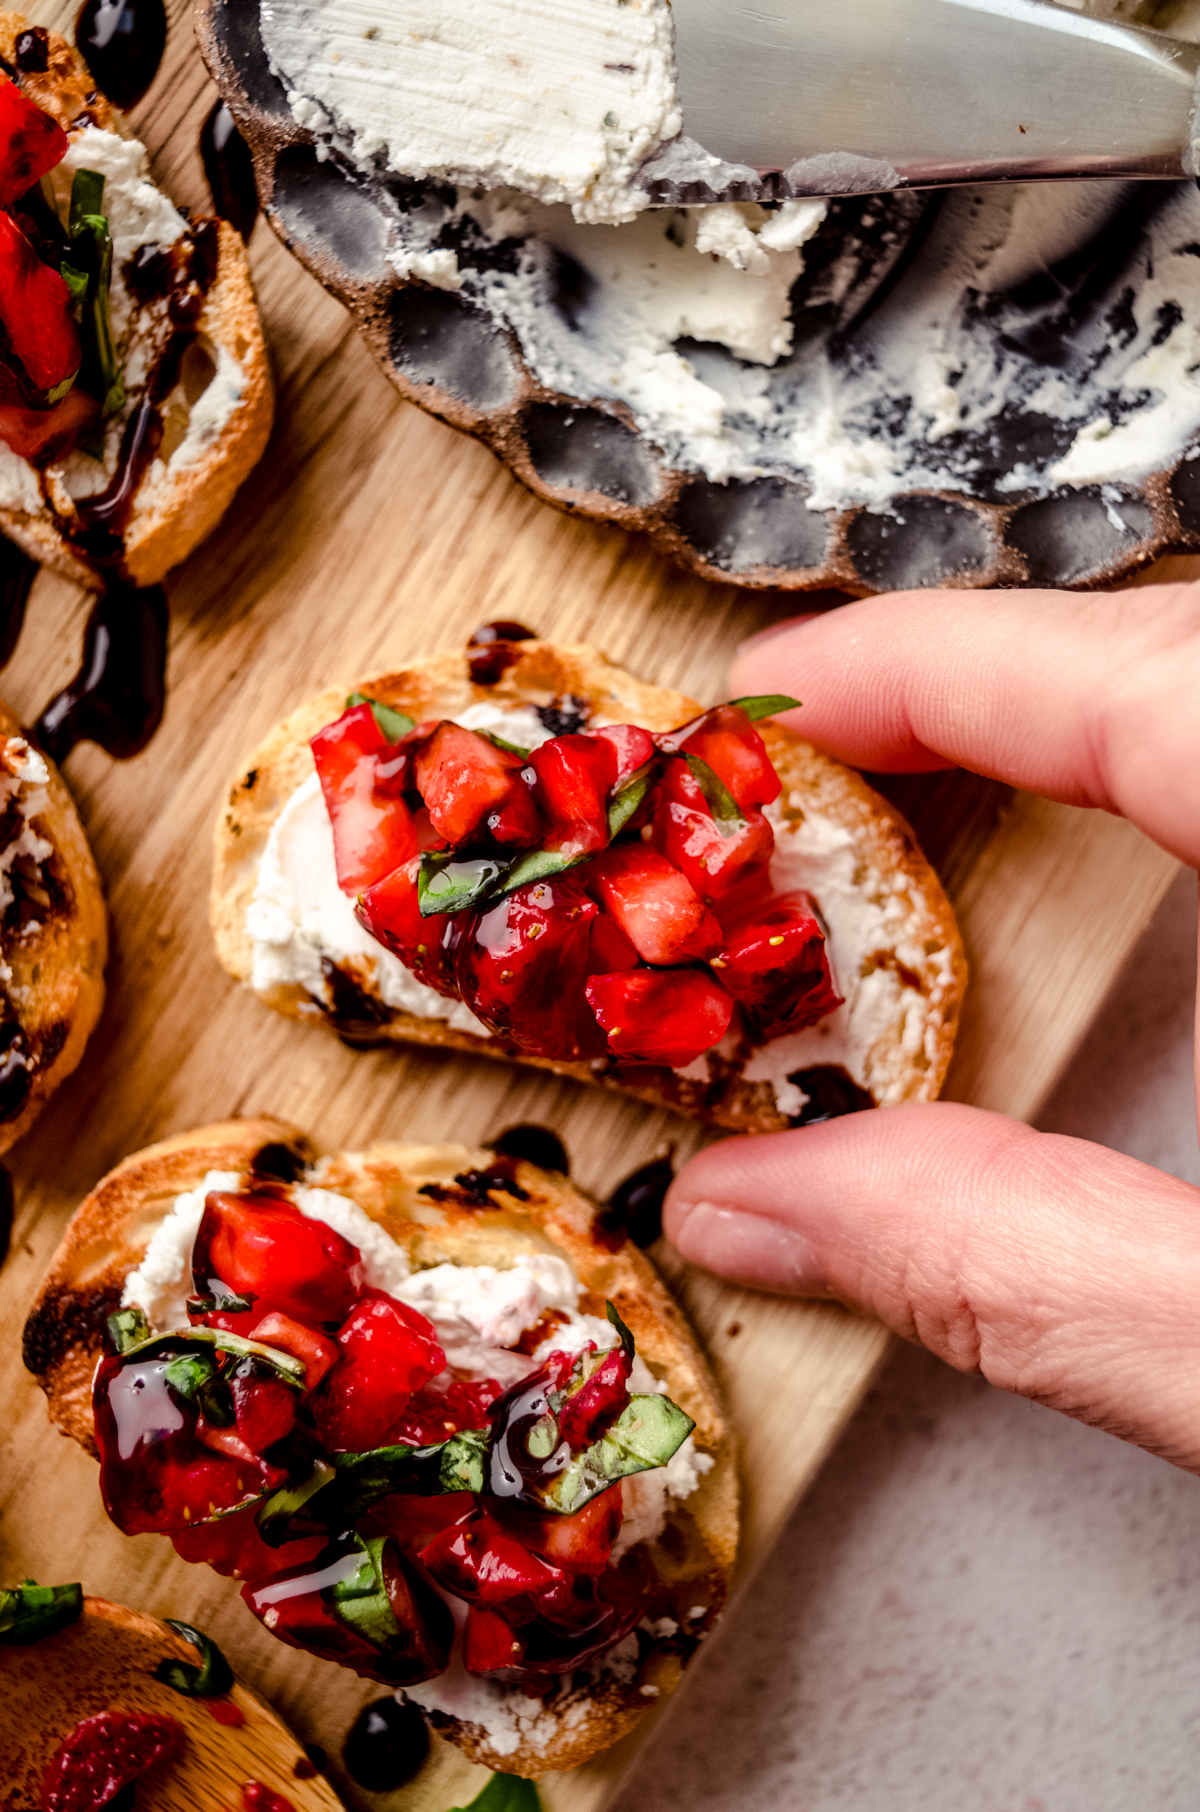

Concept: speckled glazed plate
[[199, 0, 1200, 591]]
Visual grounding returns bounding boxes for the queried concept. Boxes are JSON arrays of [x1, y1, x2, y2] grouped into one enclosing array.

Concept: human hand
[[665, 582, 1200, 1471]]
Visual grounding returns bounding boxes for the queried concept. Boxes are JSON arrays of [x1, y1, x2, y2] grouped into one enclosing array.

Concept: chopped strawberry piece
[[41, 1710, 184, 1812], [192, 1192, 361, 1331], [0, 210, 79, 397], [422, 1510, 571, 1612], [356, 856, 461, 998], [0, 385, 97, 461], [463, 1605, 524, 1674], [589, 910, 639, 972], [413, 721, 540, 847], [226, 1365, 297, 1454], [666, 704, 781, 810], [582, 722, 655, 787], [171, 1503, 325, 1580], [713, 890, 842, 1039], [364, 1492, 477, 1558], [586, 968, 734, 1067], [492, 1487, 623, 1577], [247, 1312, 340, 1394], [454, 873, 608, 1059], [586, 845, 723, 966], [652, 757, 774, 902], [391, 1375, 500, 1444], [0, 79, 68, 207], [310, 701, 418, 895], [312, 1291, 445, 1453], [558, 1345, 631, 1449], [527, 732, 616, 857]]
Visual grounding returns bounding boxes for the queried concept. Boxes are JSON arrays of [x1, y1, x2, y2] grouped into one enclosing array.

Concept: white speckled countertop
[[614, 867, 1199, 1812]]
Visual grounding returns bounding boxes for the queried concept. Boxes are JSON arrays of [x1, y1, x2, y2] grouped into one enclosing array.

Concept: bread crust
[[0, 697, 106, 1156], [0, 12, 274, 590], [23, 1117, 737, 1777], [212, 642, 967, 1131]]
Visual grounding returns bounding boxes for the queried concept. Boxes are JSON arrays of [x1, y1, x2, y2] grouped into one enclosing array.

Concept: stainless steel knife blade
[[637, 0, 1200, 202]]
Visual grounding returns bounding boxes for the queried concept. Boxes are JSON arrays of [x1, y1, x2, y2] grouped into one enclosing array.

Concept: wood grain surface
[[0, 3, 1185, 1806]]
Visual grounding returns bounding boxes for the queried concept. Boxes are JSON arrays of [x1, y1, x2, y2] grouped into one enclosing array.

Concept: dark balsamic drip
[[343, 1698, 429, 1792], [250, 1141, 307, 1184], [0, 1018, 32, 1124], [536, 693, 589, 737], [596, 1153, 673, 1250], [200, 99, 259, 242], [0, 538, 36, 670], [34, 583, 168, 762], [74, 0, 167, 111], [468, 619, 537, 646], [491, 1122, 569, 1174], [486, 1368, 571, 1500], [786, 1064, 874, 1125], [71, 399, 161, 563], [418, 1156, 531, 1208], [169, 219, 221, 330], [466, 620, 537, 686], [0, 1165, 12, 1268], [320, 956, 392, 1044], [13, 25, 49, 72], [122, 240, 173, 304]]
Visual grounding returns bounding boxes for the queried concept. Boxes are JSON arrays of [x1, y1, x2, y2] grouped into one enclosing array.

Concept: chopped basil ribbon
[[449, 1775, 543, 1812], [154, 1620, 235, 1697], [113, 1323, 306, 1388], [63, 169, 124, 417], [185, 1282, 255, 1316], [107, 1305, 151, 1354], [0, 1579, 82, 1645], [683, 753, 745, 837], [256, 1434, 489, 1546], [605, 759, 655, 837], [418, 851, 509, 917], [329, 1534, 403, 1649], [539, 1394, 694, 1516], [345, 693, 414, 742], [480, 731, 531, 757], [605, 1299, 636, 1365], [727, 693, 801, 720]]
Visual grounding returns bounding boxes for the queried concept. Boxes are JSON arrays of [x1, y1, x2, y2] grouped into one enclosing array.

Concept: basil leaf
[[256, 1443, 460, 1545], [684, 754, 744, 837], [727, 693, 800, 721], [59, 261, 89, 305], [607, 760, 655, 837], [495, 844, 578, 896], [0, 1579, 82, 1645], [418, 850, 510, 918], [255, 1458, 339, 1547], [605, 1299, 635, 1365], [329, 1535, 401, 1650], [450, 1775, 543, 1812], [480, 731, 530, 757], [440, 1428, 488, 1494], [186, 1284, 255, 1316], [68, 168, 105, 230], [115, 1324, 306, 1388], [538, 1394, 695, 1516], [154, 1620, 235, 1697], [67, 173, 123, 418], [163, 1350, 218, 1402], [107, 1306, 150, 1354], [346, 693, 414, 743]]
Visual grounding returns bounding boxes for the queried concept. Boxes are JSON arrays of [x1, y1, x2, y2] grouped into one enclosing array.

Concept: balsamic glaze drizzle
[[34, 583, 167, 762], [0, 1165, 12, 1270], [74, 0, 167, 112], [200, 99, 259, 242], [0, 540, 36, 671], [597, 1153, 674, 1249], [491, 1123, 569, 1175]]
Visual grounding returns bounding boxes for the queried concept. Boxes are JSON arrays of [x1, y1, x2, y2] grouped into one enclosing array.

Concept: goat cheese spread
[[122, 1161, 712, 1749], [260, 0, 680, 226]]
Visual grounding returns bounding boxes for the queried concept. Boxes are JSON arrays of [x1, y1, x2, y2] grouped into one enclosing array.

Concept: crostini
[[0, 10, 272, 590], [212, 637, 966, 1132], [23, 1116, 736, 1777]]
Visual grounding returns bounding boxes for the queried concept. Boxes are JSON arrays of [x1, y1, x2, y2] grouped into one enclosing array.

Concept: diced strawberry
[[586, 968, 734, 1067], [583, 722, 655, 787], [413, 721, 541, 847], [0, 384, 97, 462], [248, 1312, 340, 1394], [586, 845, 723, 966], [589, 910, 639, 973], [527, 733, 616, 858], [665, 704, 781, 810], [712, 891, 843, 1039], [391, 1375, 500, 1444], [226, 1365, 297, 1454], [454, 874, 607, 1060], [192, 1192, 361, 1330], [310, 701, 418, 895], [312, 1291, 445, 1453], [652, 757, 774, 902], [0, 78, 68, 207], [380, 1539, 457, 1678], [422, 1511, 571, 1613], [363, 1492, 477, 1559], [463, 1605, 524, 1674], [356, 856, 461, 998], [558, 1346, 630, 1449], [491, 1487, 623, 1577], [172, 1504, 325, 1580], [41, 1710, 184, 1812], [0, 210, 78, 397]]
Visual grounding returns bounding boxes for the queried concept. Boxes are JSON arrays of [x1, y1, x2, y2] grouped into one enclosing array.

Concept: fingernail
[[669, 1200, 827, 1296], [735, 613, 821, 658]]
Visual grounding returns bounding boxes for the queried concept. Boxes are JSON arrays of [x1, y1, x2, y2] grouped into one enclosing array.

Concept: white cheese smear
[[260, 0, 681, 225]]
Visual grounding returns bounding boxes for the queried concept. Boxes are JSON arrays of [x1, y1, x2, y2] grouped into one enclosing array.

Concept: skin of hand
[[665, 582, 1200, 1472]]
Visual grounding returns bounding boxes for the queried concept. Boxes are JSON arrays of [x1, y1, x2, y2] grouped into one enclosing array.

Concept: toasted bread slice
[[0, 11, 273, 591], [0, 1594, 343, 1810], [23, 1116, 737, 1777], [0, 696, 105, 1155], [211, 641, 967, 1132]]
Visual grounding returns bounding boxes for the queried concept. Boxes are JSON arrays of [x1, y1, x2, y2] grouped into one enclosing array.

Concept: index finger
[[731, 582, 1200, 868]]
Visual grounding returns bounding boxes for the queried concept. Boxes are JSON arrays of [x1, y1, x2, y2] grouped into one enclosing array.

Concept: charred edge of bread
[[0, 12, 274, 592], [0, 697, 106, 1157], [211, 642, 967, 1133], [23, 1117, 737, 1777]]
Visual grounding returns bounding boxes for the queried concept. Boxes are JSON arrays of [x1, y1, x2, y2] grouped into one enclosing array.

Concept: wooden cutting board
[[0, 3, 1184, 1805]]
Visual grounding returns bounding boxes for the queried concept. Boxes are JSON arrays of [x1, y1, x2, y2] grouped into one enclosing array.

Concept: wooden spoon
[[0, 1596, 344, 1811]]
